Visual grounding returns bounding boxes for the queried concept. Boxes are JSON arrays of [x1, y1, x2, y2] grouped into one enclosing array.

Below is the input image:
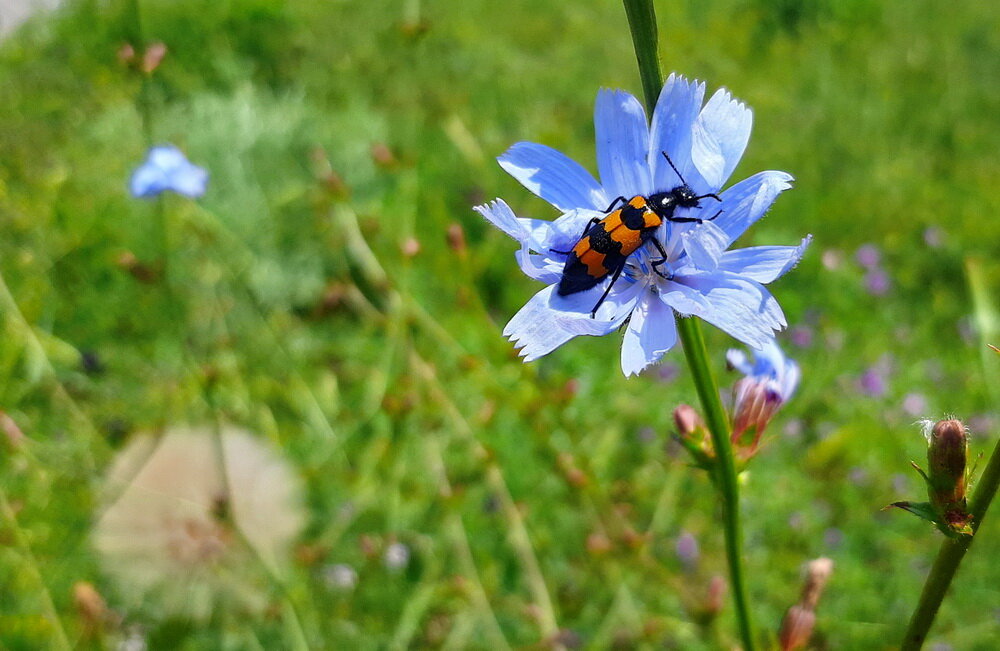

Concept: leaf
[[886, 500, 938, 524]]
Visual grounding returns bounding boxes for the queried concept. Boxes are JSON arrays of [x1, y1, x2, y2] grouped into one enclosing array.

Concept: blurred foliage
[[0, 0, 998, 648]]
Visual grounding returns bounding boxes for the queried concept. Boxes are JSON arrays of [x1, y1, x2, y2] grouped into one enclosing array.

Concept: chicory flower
[[129, 145, 208, 198], [726, 339, 800, 455], [476, 75, 809, 376]]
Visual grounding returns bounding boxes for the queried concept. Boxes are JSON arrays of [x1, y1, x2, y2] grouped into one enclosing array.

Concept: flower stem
[[621, 2, 756, 647], [622, 0, 662, 112], [901, 435, 1000, 650], [676, 316, 756, 651]]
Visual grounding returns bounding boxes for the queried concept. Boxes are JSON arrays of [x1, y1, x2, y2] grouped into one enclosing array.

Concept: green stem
[[122, 0, 171, 294], [622, 0, 662, 112], [676, 317, 755, 651], [124, 0, 154, 145], [621, 2, 756, 647], [901, 436, 1000, 650]]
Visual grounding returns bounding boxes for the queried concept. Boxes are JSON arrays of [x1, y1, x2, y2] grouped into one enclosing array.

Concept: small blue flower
[[727, 339, 799, 450], [476, 75, 809, 376], [726, 338, 800, 404], [129, 145, 208, 198]]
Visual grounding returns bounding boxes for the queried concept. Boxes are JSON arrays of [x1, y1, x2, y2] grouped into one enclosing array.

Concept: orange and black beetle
[[552, 153, 722, 316]]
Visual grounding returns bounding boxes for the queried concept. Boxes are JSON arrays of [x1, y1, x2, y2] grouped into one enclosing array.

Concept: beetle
[[552, 152, 722, 317]]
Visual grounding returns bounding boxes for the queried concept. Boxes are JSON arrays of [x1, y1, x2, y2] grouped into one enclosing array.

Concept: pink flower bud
[[778, 604, 815, 650], [142, 42, 168, 73]]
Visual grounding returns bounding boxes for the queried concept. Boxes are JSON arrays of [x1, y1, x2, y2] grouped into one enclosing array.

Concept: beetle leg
[[649, 238, 673, 280], [589, 261, 627, 318], [550, 217, 602, 254], [602, 196, 629, 213]]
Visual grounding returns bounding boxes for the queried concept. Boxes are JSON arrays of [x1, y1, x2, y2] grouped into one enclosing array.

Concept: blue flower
[[129, 145, 208, 198], [476, 75, 809, 376], [726, 338, 800, 404], [726, 338, 800, 451]]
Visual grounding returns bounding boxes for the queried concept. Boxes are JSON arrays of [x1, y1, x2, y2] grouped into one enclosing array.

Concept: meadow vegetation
[[0, 0, 997, 647]]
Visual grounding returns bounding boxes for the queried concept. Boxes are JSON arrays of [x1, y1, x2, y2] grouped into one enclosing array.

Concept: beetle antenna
[[661, 151, 688, 186]]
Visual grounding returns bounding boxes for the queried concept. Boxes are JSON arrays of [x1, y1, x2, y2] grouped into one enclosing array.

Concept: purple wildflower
[[675, 531, 700, 566], [858, 367, 888, 397], [855, 243, 881, 269], [902, 393, 928, 417], [789, 325, 813, 349], [863, 268, 891, 296]]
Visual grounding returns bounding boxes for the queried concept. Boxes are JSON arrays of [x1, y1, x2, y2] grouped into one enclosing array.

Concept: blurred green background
[[1, 0, 998, 648]]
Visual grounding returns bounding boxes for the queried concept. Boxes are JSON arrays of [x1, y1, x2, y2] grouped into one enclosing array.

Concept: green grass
[[0, 0, 998, 648]]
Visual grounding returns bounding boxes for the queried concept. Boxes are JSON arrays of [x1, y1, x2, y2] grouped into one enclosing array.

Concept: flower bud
[[73, 581, 108, 628], [446, 223, 467, 254], [705, 575, 726, 616], [673, 404, 702, 438], [673, 404, 714, 469], [0, 411, 26, 449], [117, 43, 136, 65], [926, 419, 968, 509], [370, 143, 398, 169], [727, 340, 799, 461], [141, 42, 168, 74], [800, 557, 834, 610], [778, 558, 833, 650], [730, 377, 783, 452], [778, 604, 815, 651]]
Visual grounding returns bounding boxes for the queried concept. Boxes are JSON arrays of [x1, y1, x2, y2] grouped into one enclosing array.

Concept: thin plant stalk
[[901, 437, 1000, 649], [676, 317, 755, 650], [622, 1, 756, 648], [123, 0, 169, 283]]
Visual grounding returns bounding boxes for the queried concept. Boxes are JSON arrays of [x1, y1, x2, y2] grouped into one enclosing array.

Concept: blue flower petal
[[681, 221, 729, 271], [648, 74, 705, 192], [661, 273, 785, 349], [474, 199, 539, 245], [728, 339, 800, 401], [503, 283, 640, 361], [167, 164, 209, 198], [521, 208, 605, 252], [147, 146, 188, 168], [548, 278, 644, 328], [621, 292, 678, 377], [129, 163, 168, 198], [717, 237, 812, 283], [504, 285, 582, 361], [713, 171, 794, 246], [498, 142, 607, 212], [129, 145, 208, 199], [725, 348, 754, 375], [690, 88, 752, 191], [780, 357, 801, 399], [515, 247, 562, 284], [595, 89, 651, 199]]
